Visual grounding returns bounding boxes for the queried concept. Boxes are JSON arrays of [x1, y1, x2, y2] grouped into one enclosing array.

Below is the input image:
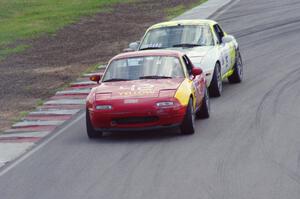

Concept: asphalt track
[[1, 0, 300, 198]]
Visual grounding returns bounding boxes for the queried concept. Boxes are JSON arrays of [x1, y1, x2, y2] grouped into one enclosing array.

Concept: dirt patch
[[0, 0, 201, 131]]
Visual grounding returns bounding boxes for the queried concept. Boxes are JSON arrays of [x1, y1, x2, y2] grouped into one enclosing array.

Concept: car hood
[[169, 46, 213, 58], [95, 78, 184, 99]]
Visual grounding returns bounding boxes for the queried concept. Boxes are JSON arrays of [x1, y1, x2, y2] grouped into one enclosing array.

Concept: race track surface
[[1, 0, 300, 198]]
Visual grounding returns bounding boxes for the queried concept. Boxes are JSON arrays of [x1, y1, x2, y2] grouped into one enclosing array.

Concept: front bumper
[[88, 98, 186, 132], [95, 123, 181, 132]]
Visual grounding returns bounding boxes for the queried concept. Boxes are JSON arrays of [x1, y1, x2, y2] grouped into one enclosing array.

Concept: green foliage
[[0, 44, 29, 61], [13, 111, 29, 122], [0, 0, 126, 59]]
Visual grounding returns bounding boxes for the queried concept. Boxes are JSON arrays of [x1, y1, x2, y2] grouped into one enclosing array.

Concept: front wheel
[[180, 99, 195, 135], [196, 88, 210, 119], [228, 51, 243, 83], [86, 109, 103, 139], [209, 63, 222, 97]]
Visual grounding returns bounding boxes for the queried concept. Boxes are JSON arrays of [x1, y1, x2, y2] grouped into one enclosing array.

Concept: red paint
[[0, 137, 40, 143], [88, 96, 186, 129], [86, 78, 187, 129], [86, 50, 208, 131]]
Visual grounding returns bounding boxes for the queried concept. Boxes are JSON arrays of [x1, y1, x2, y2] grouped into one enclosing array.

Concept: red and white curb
[[0, 65, 105, 168]]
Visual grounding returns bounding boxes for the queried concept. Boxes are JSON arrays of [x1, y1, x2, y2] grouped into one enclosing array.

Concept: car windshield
[[102, 56, 184, 82], [140, 25, 214, 49]]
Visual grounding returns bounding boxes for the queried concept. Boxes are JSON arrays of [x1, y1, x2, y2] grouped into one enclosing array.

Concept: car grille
[[113, 116, 159, 125]]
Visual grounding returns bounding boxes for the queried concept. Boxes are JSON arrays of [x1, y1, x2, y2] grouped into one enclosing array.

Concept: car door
[[213, 24, 232, 75], [183, 55, 204, 108]]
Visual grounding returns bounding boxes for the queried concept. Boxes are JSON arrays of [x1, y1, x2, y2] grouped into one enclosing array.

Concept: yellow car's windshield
[[140, 25, 214, 50]]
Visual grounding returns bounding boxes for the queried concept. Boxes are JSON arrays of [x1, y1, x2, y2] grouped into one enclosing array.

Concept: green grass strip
[[0, 0, 128, 60]]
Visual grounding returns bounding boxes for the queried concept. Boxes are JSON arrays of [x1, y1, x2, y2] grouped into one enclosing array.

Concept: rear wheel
[[86, 109, 103, 139], [180, 99, 195, 135], [228, 51, 243, 83], [209, 63, 222, 97], [196, 88, 210, 119]]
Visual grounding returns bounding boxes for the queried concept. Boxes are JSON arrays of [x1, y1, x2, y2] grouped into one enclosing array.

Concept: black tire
[[228, 51, 243, 83], [180, 99, 195, 135], [209, 63, 222, 97], [196, 88, 210, 119], [86, 109, 103, 139]]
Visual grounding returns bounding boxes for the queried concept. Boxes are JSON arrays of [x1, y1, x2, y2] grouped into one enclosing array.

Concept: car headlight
[[95, 105, 112, 110], [156, 101, 174, 107], [95, 93, 111, 100], [159, 89, 176, 97]]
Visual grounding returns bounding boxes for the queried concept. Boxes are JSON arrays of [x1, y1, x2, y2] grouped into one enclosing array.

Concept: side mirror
[[192, 67, 203, 76], [124, 41, 140, 52], [222, 35, 234, 44], [90, 74, 101, 84], [130, 41, 140, 49]]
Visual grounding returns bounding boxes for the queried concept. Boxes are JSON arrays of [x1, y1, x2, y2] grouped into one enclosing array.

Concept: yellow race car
[[128, 19, 243, 97]]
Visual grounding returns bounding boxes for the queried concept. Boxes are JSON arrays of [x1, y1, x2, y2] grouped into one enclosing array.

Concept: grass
[[0, 44, 30, 61], [166, 0, 208, 20], [36, 99, 44, 106], [0, 0, 130, 60], [12, 98, 44, 122], [13, 111, 30, 123]]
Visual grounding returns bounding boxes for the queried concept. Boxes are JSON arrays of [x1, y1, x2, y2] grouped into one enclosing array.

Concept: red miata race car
[[86, 50, 210, 138]]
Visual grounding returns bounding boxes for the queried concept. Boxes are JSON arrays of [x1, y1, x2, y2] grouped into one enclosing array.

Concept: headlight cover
[[95, 93, 112, 101], [159, 89, 176, 98], [95, 105, 112, 110], [156, 101, 174, 107]]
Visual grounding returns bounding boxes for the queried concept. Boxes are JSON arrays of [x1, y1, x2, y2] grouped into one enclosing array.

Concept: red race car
[[86, 50, 210, 138]]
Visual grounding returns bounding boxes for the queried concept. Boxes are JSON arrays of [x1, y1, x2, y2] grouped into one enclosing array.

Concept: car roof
[[148, 19, 217, 30], [111, 50, 185, 60]]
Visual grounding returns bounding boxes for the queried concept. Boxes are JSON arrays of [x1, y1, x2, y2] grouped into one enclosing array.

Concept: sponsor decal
[[119, 84, 155, 96]]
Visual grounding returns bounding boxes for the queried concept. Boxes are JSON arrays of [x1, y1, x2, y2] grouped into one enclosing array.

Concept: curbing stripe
[[6, 126, 56, 132], [82, 72, 103, 77], [12, 120, 64, 128], [98, 65, 106, 69], [1, 131, 50, 137], [0, 137, 40, 143], [44, 99, 85, 105], [56, 89, 91, 95], [38, 104, 83, 110], [70, 84, 96, 89], [70, 81, 96, 86], [29, 109, 79, 116], [50, 95, 87, 100], [4, 126, 56, 133], [24, 115, 71, 121]]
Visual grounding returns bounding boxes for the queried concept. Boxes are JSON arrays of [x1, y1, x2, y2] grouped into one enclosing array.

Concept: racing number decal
[[225, 55, 229, 68], [221, 51, 230, 69]]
